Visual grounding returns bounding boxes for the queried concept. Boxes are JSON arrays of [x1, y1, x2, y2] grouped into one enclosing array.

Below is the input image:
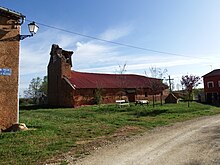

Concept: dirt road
[[74, 115, 220, 165]]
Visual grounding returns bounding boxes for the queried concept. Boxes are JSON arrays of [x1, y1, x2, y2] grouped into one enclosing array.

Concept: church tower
[[47, 44, 74, 107]]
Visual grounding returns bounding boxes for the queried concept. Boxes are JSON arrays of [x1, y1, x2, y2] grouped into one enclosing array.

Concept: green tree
[[94, 88, 102, 107], [40, 76, 48, 94], [24, 76, 48, 103]]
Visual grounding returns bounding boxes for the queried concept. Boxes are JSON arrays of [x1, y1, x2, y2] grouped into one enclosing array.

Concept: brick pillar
[[0, 15, 21, 130]]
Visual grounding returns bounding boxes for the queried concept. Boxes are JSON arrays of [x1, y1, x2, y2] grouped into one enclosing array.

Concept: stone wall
[[203, 75, 220, 104], [72, 88, 167, 107], [48, 44, 74, 107], [47, 45, 169, 108], [0, 15, 20, 130]]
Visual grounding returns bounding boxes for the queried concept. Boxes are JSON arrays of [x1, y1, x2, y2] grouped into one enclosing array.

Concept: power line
[[26, 19, 208, 60]]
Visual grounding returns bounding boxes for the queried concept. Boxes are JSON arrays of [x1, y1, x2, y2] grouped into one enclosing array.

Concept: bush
[[19, 98, 34, 106]]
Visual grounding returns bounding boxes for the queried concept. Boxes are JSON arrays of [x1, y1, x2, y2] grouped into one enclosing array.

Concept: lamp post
[[19, 21, 39, 40], [17, 21, 39, 124]]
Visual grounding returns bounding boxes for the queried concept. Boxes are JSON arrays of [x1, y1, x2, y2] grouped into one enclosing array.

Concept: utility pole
[[166, 75, 174, 93]]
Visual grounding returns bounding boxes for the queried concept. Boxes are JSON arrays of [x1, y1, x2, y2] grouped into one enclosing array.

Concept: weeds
[[0, 102, 219, 164]]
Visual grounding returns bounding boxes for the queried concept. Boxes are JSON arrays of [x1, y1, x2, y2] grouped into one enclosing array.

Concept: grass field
[[0, 102, 220, 165]]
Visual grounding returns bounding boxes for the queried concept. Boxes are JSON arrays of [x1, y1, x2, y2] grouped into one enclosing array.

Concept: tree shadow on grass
[[19, 105, 62, 110], [132, 109, 168, 117]]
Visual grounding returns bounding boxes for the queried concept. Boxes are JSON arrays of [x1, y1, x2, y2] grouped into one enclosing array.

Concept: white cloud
[[75, 41, 112, 56], [19, 24, 220, 96], [74, 51, 209, 74], [19, 29, 80, 96], [73, 40, 121, 70], [99, 25, 133, 41], [19, 25, 132, 78], [20, 29, 79, 75]]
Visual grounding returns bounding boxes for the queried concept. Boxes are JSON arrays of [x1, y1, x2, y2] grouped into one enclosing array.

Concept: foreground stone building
[[0, 7, 25, 130], [48, 44, 168, 107]]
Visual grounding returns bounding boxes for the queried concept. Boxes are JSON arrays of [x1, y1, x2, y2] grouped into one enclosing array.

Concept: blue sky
[[1, 0, 220, 94]]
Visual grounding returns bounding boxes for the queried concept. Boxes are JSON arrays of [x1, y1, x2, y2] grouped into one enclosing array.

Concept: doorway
[[127, 93, 135, 102]]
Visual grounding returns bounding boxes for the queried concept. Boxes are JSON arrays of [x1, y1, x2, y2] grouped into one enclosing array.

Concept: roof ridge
[[69, 70, 168, 89], [203, 69, 220, 77], [71, 70, 151, 77]]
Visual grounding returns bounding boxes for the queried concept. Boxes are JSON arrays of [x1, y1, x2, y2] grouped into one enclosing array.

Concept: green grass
[[1, 102, 220, 164]]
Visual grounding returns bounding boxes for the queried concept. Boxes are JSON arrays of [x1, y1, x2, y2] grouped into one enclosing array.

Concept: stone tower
[[47, 44, 75, 107]]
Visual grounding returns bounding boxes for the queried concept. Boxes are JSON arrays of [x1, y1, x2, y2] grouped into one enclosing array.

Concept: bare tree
[[146, 67, 168, 106], [176, 83, 182, 91], [148, 67, 168, 80], [116, 63, 127, 74], [148, 79, 164, 107], [115, 63, 127, 100]]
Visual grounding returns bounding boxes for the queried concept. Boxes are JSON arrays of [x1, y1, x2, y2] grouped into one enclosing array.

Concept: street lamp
[[19, 21, 39, 40], [17, 21, 39, 125]]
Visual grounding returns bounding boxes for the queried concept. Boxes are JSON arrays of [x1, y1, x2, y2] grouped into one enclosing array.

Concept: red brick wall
[[0, 16, 20, 130], [72, 88, 167, 106], [203, 76, 220, 93], [48, 45, 74, 107], [60, 79, 74, 107], [47, 45, 169, 108], [203, 75, 220, 104], [48, 59, 61, 106], [73, 88, 129, 106]]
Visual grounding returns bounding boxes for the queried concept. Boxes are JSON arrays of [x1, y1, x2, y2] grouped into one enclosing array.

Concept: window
[[207, 81, 214, 88]]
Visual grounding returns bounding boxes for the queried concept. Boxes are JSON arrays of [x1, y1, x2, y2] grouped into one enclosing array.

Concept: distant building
[[165, 93, 178, 104], [0, 7, 25, 130], [203, 69, 220, 105], [48, 44, 168, 107]]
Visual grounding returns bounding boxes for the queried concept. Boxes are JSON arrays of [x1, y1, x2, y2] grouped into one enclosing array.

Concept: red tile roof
[[69, 71, 167, 89], [203, 69, 220, 77]]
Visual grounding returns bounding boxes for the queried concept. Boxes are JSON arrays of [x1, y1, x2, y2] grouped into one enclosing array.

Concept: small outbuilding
[[165, 93, 178, 104]]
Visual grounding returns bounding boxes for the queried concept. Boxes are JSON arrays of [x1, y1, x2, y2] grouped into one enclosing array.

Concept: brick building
[[203, 69, 220, 105], [48, 44, 168, 107], [0, 7, 25, 130]]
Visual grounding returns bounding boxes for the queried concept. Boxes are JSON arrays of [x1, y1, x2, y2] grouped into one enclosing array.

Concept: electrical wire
[[26, 19, 208, 60]]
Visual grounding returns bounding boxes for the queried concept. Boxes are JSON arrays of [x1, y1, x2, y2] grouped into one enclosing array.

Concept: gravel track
[[74, 115, 220, 165]]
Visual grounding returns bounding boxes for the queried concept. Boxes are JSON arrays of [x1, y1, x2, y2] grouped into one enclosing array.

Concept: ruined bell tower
[[47, 44, 74, 107]]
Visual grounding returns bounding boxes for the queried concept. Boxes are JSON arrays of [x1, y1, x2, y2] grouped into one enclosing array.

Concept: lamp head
[[28, 22, 39, 35]]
